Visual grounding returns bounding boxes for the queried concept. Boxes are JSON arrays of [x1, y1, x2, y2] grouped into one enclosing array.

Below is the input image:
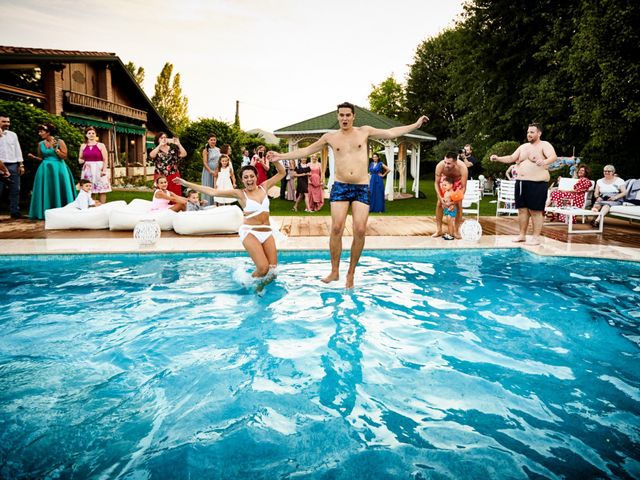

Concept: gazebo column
[[410, 142, 421, 198], [383, 140, 396, 201], [397, 143, 407, 193]]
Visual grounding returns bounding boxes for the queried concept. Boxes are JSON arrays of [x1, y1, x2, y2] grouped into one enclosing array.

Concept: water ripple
[[0, 250, 638, 478]]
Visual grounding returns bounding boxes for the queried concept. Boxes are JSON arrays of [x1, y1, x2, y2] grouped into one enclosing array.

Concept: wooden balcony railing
[[64, 91, 147, 122]]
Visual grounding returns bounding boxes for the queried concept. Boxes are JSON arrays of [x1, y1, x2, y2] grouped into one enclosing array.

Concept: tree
[[406, 28, 467, 144], [368, 75, 408, 121], [568, 0, 640, 177], [124, 61, 145, 86], [151, 62, 190, 135]]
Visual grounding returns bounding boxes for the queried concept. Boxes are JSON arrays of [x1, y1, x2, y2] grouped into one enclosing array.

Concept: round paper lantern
[[133, 219, 161, 245], [450, 190, 464, 202], [460, 219, 482, 242]]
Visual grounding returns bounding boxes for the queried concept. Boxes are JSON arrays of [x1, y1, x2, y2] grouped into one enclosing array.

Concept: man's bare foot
[[345, 273, 354, 289], [526, 236, 542, 246], [321, 272, 339, 283], [431, 231, 444, 238]]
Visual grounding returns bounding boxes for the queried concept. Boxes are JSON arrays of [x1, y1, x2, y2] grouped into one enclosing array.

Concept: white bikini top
[[243, 186, 270, 219]]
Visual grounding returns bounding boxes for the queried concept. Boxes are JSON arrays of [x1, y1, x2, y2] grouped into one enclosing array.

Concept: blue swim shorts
[[444, 207, 457, 218], [330, 181, 370, 205]]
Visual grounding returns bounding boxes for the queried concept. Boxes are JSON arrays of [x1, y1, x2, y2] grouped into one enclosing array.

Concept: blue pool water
[[0, 249, 639, 479]]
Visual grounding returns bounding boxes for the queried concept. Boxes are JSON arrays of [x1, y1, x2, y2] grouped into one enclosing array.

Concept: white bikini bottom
[[238, 224, 288, 244], [239, 225, 275, 244]]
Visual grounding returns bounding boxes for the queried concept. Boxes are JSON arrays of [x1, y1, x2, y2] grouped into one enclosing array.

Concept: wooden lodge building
[[0, 46, 172, 183]]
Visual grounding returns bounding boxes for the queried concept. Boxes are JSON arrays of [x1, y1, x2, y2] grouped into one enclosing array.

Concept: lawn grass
[[105, 188, 499, 216]]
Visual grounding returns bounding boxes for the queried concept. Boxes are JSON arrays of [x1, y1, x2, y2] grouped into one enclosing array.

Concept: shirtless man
[[432, 152, 468, 238], [270, 102, 428, 288], [490, 123, 557, 245]]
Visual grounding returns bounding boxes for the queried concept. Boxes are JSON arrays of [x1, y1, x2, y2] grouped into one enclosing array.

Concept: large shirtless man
[[270, 102, 428, 289], [432, 152, 468, 238], [490, 123, 557, 245]]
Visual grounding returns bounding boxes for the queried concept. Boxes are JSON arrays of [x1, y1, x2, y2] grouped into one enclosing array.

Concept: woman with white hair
[[590, 164, 627, 226]]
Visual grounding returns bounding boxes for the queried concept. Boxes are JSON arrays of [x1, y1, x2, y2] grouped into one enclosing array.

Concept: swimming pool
[[0, 249, 638, 479]]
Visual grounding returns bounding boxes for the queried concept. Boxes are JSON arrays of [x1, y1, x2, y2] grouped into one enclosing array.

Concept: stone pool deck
[[0, 215, 638, 262]]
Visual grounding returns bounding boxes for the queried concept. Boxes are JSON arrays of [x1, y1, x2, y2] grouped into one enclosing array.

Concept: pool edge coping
[[1, 235, 638, 263]]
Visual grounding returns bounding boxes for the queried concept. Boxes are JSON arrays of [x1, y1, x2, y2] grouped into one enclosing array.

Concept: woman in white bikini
[[174, 157, 286, 278]]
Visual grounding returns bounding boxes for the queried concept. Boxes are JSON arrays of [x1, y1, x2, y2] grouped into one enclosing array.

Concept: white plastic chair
[[462, 180, 481, 220], [496, 180, 518, 216]]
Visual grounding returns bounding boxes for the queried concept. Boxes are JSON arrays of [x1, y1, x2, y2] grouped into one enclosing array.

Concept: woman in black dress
[[293, 157, 311, 212]]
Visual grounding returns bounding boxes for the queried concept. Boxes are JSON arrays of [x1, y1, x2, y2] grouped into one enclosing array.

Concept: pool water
[[0, 250, 639, 479]]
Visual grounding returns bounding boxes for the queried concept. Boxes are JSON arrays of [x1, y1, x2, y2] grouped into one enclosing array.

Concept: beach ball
[[460, 219, 482, 242], [450, 190, 464, 202], [134, 219, 161, 245]]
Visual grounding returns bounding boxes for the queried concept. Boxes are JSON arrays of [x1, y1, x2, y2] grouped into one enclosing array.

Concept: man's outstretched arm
[[367, 115, 429, 140]]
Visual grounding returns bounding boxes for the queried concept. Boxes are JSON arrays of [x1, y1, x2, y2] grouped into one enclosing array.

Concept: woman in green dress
[[28, 123, 76, 219]]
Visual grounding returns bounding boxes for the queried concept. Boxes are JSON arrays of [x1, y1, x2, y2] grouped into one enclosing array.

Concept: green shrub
[[481, 140, 520, 178], [0, 100, 84, 196]]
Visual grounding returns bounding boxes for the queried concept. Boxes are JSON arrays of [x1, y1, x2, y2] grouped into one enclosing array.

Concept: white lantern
[[460, 219, 482, 242], [133, 219, 161, 245]]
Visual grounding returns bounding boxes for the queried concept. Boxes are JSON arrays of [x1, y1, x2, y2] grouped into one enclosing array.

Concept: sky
[[1, 0, 465, 132]]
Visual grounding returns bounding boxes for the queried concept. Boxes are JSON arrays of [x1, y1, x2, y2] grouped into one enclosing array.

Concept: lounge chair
[[462, 179, 481, 220], [609, 178, 640, 223], [495, 179, 517, 216]]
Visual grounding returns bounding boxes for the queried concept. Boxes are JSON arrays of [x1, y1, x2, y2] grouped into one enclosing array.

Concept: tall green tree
[[368, 75, 408, 121], [151, 62, 190, 135], [124, 61, 145, 86], [405, 28, 466, 144], [568, 0, 640, 176]]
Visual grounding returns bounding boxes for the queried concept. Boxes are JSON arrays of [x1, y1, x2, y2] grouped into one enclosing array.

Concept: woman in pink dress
[[78, 127, 111, 204], [546, 165, 592, 222], [308, 156, 324, 211]]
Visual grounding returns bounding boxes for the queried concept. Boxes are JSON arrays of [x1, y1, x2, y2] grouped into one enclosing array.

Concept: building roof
[[0, 45, 172, 134], [0, 46, 116, 61], [274, 105, 436, 142]]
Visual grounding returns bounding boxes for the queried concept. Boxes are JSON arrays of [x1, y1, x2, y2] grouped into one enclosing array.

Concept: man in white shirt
[[0, 113, 25, 218]]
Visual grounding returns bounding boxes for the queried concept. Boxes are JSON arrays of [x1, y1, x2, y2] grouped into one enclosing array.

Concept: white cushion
[[44, 201, 127, 230], [108, 199, 177, 230], [173, 205, 244, 235], [610, 205, 640, 220]]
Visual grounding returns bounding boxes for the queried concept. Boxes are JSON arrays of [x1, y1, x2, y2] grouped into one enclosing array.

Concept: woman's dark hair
[[154, 131, 166, 145], [240, 165, 257, 177], [578, 164, 591, 179], [38, 122, 57, 135]]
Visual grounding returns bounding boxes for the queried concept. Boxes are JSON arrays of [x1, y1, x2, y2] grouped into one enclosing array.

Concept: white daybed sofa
[[44, 201, 127, 230], [108, 199, 177, 231], [172, 205, 244, 235]]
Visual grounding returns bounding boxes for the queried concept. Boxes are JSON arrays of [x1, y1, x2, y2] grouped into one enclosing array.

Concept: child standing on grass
[[214, 154, 236, 205]]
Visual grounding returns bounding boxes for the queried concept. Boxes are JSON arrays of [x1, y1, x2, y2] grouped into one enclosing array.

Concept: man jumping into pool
[[270, 102, 428, 289]]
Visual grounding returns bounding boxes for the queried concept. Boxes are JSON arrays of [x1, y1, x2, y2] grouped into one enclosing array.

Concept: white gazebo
[[273, 105, 436, 200]]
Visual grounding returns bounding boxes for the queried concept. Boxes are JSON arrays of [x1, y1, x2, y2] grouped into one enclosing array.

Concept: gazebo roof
[[274, 105, 436, 142]]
